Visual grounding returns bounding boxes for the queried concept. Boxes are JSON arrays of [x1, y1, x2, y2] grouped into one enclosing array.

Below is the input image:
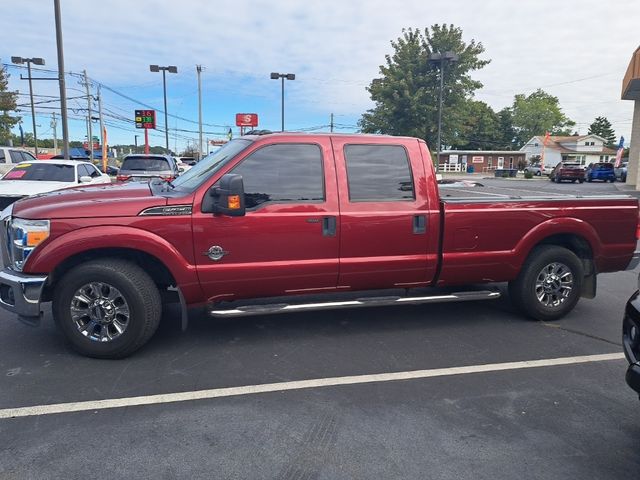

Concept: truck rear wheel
[[52, 259, 162, 358], [509, 245, 583, 321]]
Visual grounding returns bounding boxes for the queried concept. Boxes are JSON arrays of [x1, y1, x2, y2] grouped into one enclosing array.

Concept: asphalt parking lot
[[0, 179, 639, 479]]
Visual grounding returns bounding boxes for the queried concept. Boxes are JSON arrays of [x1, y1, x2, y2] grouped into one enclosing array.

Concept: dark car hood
[[12, 182, 167, 220]]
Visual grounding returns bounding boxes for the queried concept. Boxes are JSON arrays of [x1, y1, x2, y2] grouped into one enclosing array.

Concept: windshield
[[121, 157, 171, 171], [2, 163, 75, 182], [170, 139, 252, 191]]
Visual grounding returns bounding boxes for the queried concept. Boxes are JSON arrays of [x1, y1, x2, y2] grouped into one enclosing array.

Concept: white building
[[519, 134, 617, 167]]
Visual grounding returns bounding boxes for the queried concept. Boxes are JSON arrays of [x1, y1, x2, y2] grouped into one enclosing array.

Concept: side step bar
[[209, 290, 501, 318]]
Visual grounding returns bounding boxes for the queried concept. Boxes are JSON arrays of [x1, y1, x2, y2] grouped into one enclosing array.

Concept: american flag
[[614, 136, 624, 168]]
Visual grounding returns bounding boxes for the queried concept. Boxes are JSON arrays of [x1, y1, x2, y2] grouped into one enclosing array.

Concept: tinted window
[[21, 151, 36, 161], [2, 163, 75, 182], [9, 151, 23, 163], [344, 145, 414, 201], [87, 164, 102, 177], [595, 163, 613, 170], [230, 144, 324, 209], [0, 150, 5, 163], [78, 164, 92, 178], [121, 156, 170, 171]]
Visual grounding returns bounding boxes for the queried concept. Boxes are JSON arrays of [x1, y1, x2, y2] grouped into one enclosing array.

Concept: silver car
[[117, 154, 179, 182]]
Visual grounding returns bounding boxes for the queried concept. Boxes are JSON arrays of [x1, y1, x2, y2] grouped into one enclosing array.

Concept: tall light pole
[[428, 51, 458, 173], [53, 0, 70, 159], [270, 72, 295, 131], [150, 64, 178, 152], [11, 56, 45, 157], [196, 65, 203, 159]]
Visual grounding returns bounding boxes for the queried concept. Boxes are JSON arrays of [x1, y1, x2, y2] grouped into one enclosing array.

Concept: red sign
[[235, 113, 258, 127]]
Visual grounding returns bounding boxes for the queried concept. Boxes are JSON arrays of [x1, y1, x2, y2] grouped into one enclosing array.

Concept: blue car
[[585, 162, 616, 182]]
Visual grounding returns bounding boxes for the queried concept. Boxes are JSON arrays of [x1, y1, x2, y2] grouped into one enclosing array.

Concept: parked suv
[[116, 154, 179, 182], [524, 163, 551, 176], [549, 162, 585, 183], [585, 162, 616, 182], [615, 161, 628, 182], [0, 147, 37, 175]]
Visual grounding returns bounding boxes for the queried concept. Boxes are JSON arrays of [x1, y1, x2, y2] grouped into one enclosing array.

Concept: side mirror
[[209, 174, 245, 216], [79, 175, 92, 183]]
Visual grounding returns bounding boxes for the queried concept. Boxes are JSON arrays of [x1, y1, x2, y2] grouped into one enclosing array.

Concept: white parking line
[[0, 352, 625, 419]]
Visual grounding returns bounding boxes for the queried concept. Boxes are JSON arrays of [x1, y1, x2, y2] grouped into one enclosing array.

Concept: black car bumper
[[623, 291, 640, 394]]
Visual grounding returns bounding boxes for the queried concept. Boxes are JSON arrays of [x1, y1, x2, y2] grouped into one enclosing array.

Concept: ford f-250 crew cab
[[0, 133, 638, 358]]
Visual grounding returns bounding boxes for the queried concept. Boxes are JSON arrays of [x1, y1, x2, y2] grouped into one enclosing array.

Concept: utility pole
[[330, 113, 334, 133], [83, 70, 93, 161], [51, 112, 58, 153], [97, 85, 105, 171], [54, 0, 70, 159], [196, 65, 203, 159]]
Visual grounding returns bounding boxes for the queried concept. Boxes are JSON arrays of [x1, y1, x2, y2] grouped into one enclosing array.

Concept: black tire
[[578, 179, 584, 183], [587, 176, 592, 182], [550, 176, 555, 182], [53, 258, 162, 358], [571, 179, 576, 183], [535, 171, 541, 176], [509, 245, 584, 321]]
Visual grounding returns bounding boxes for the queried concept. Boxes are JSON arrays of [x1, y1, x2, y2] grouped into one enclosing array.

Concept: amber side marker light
[[26, 231, 49, 247], [228, 195, 241, 210]]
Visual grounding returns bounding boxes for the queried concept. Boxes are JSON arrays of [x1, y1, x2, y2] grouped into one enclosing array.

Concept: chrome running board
[[209, 290, 501, 318]]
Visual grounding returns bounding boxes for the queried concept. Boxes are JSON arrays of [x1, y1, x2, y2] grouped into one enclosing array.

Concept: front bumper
[[0, 268, 48, 324], [623, 291, 640, 395]]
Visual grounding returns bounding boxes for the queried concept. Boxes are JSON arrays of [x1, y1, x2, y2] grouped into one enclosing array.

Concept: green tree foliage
[[359, 25, 489, 150], [452, 100, 502, 150], [0, 65, 20, 145], [509, 89, 575, 147], [587, 116, 616, 147]]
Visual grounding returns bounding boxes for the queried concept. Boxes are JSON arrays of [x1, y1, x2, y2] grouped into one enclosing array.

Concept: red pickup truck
[[1, 133, 638, 358]]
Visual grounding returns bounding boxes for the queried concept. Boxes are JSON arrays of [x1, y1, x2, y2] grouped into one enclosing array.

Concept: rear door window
[[344, 145, 414, 201], [0, 150, 5, 164]]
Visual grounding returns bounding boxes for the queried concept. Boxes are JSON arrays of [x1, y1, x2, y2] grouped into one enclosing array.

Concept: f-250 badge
[[204, 245, 229, 261]]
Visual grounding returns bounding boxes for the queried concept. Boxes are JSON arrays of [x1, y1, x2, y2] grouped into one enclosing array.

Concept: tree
[[588, 116, 616, 147], [451, 101, 502, 150], [359, 25, 490, 150], [509, 89, 575, 148], [0, 65, 20, 145]]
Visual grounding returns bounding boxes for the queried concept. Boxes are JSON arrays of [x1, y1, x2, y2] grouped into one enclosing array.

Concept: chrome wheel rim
[[71, 282, 130, 342], [535, 262, 574, 308]]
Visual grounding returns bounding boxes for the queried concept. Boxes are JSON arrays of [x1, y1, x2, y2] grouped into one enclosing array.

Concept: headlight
[[8, 218, 50, 271]]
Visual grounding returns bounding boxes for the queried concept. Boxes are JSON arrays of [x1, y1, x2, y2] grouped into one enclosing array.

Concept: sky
[[2, 0, 639, 153]]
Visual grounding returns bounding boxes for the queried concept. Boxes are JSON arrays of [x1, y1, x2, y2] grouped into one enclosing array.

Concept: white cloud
[[3, 0, 639, 145]]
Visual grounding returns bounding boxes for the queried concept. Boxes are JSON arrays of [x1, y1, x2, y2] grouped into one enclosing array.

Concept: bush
[[501, 172, 509, 178], [524, 171, 533, 179]]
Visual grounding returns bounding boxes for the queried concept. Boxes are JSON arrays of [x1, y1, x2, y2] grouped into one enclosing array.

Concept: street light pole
[[196, 65, 203, 159], [428, 51, 458, 173], [270, 72, 295, 131], [150, 64, 178, 153]]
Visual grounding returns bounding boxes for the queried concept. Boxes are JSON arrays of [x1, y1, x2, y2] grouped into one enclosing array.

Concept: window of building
[[230, 144, 325, 209], [344, 144, 414, 202]]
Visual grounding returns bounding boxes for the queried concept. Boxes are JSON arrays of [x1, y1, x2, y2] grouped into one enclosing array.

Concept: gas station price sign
[[135, 110, 156, 129]]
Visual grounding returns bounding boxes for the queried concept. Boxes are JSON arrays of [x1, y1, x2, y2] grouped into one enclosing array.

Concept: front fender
[[23, 225, 203, 303]]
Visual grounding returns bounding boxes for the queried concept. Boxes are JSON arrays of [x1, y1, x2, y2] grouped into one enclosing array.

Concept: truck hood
[[12, 182, 167, 219]]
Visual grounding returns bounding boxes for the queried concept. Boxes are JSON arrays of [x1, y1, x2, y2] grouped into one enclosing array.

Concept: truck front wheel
[[52, 259, 162, 358], [509, 245, 583, 321]]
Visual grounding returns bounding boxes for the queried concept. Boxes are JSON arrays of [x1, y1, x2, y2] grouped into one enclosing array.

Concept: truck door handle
[[413, 215, 426, 234], [322, 216, 336, 237]]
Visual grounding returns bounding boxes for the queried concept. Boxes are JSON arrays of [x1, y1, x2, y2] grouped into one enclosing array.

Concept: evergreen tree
[[587, 116, 616, 147], [0, 65, 20, 145]]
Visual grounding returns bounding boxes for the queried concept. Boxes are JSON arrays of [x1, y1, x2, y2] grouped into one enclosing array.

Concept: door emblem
[[204, 245, 229, 261]]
